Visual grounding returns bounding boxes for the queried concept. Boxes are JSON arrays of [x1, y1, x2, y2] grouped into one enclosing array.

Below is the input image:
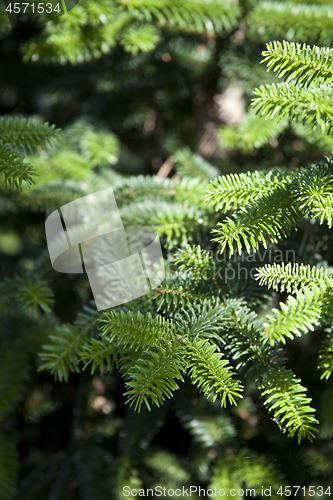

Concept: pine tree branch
[[212, 185, 301, 257], [252, 82, 333, 133], [38, 325, 85, 382], [0, 117, 60, 153], [206, 169, 290, 212], [209, 448, 286, 497], [261, 367, 319, 443], [123, 339, 186, 411], [120, 0, 241, 34], [261, 41, 333, 86], [218, 107, 288, 153], [172, 147, 220, 180], [248, 1, 333, 46], [261, 283, 327, 345], [0, 142, 36, 189], [255, 262, 333, 294], [318, 330, 333, 380], [186, 338, 243, 406]]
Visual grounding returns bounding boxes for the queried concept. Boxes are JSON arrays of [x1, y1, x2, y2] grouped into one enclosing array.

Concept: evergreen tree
[[1, 0, 333, 499]]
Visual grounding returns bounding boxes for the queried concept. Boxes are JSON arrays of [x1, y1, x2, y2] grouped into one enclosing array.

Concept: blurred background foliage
[[1, 0, 333, 499]]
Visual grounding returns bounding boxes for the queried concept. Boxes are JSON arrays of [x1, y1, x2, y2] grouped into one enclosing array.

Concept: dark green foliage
[[218, 109, 289, 153], [248, 2, 333, 46], [173, 147, 220, 180], [0, 117, 60, 189], [18, 0, 240, 64], [318, 327, 333, 380], [209, 447, 286, 499], [0, 434, 18, 500]]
